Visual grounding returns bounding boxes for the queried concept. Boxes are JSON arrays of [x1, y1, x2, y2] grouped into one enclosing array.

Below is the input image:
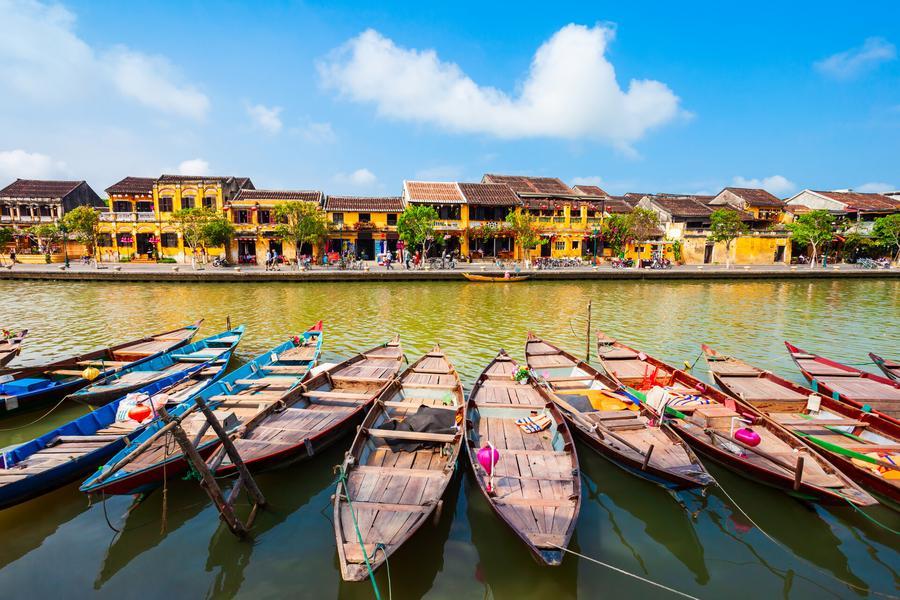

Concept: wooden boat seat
[[778, 418, 868, 427], [263, 365, 309, 375], [367, 429, 456, 443], [797, 360, 854, 376], [76, 360, 130, 367], [604, 360, 666, 380], [547, 375, 595, 383], [598, 349, 638, 359], [710, 363, 761, 376], [351, 465, 445, 478], [410, 367, 452, 375], [495, 497, 574, 507], [382, 400, 456, 411], [720, 377, 807, 401], [233, 377, 297, 387], [303, 390, 373, 400], [815, 377, 900, 400], [330, 375, 390, 384]]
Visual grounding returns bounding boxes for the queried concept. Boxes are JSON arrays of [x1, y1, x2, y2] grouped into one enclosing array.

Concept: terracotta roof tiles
[[404, 181, 465, 203], [324, 196, 405, 212], [572, 185, 610, 197], [234, 189, 322, 203], [722, 187, 785, 208], [458, 183, 521, 206], [0, 179, 84, 199], [105, 177, 155, 196], [482, 174, 574, 195], [813, 190, 900, 213]]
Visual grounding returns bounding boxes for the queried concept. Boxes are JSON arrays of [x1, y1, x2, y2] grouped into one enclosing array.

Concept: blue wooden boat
[[0, 321, 202, 416], [67, 326, 244, 407], [0, 326, 243, 510], [81, 323, 323, 496]]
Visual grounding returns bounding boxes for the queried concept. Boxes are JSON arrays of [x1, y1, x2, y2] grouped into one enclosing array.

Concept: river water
[[0, 278, 897, 599]]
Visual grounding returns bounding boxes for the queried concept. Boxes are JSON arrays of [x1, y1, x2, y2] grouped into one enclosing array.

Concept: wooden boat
[[0, 327, 242, 510], [67, 328, 244, 406], [80, 323, 322, 496], [525, 333, 711, 489], [462, 273, 531, 282], [595, 332, 876, 506], [0, 329, 27, 367], [785, 342, 900, 422], [0, 321, 202, 416], [702, 344, 900, 509], [870, 353, 900, 382], [213, 334, 403, 475], [464, 350, 581, 565], [334, 345, 464, 582]]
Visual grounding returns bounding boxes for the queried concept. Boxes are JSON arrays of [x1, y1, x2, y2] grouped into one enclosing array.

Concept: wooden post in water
[[155, 405, 250, 538], [226, 315, 232, 331], [585, 300, 592, 362], [793, 456, 805, 491]]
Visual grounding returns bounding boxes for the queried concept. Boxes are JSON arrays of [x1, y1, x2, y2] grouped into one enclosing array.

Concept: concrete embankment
[[1, 266, 897, 283]]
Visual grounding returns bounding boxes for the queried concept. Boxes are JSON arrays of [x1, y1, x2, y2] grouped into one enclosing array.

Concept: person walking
[[385, 249, 394, 270], [265, 248, 272, 271]]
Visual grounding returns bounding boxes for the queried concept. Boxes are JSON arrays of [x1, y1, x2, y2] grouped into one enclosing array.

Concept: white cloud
[[0, 0, 209, 119], [319, 25, 683, 150], [177, 158, 210, 175], [334, 168, 377, 186], [107, 48, 210, 120], [732, 175, 795, 196], [856, 182, 895, 193], [246, 103, 283, 134], [0, 149, 67, 181], [571, 176, 605, 187], [815, 37, 896, 80]]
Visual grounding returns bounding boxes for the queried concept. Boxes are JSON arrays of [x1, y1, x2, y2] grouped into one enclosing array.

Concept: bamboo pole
[[585, 300, 592, 362], [793, 457, 805, 491]]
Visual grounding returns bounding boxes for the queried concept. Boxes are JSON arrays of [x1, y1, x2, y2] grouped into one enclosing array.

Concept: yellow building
[[227, 189, 323, 264], [99, 175, 253, 262], [403, 181, 469, 256], [322, 195, 405, 260]]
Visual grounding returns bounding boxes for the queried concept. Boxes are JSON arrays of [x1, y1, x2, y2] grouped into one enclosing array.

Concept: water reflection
[[0, 279, 897, 598]]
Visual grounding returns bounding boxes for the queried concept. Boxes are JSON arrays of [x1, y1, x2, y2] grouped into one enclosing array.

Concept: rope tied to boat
[[0, 395, 68, 432], [547, 544, 700, 599], [840, 496, 900, 535], [334, 464, 383, 600]]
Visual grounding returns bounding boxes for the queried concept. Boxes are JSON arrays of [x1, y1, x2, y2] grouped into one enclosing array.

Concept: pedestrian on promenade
[[265, 249, 273, 271]]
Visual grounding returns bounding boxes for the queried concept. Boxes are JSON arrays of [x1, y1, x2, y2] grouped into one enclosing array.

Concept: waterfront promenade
[[0, 260, 896, 282]]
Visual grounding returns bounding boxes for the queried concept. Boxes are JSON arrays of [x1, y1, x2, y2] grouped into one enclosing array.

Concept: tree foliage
[[202, 214, 236, 249], [505, 209, 546, 256], [600, 214, 633, 255], [397, 205, 438, 256], [786, 209, 835, 267], [872, 214, 900, 262], [627, 208, 661, 242], [708, 208, 748, 268], [274, 202, 330, 263], [61, 206, 100, 259], [0, 226, 13, 247], [27, 223, 60, 254], [171, 208, 217, 262]]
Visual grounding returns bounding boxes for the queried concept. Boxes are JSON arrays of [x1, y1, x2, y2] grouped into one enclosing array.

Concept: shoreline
[[1, 263, 897, 283]]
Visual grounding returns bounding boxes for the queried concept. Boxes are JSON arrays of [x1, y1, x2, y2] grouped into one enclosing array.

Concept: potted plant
[[513, 366, 530, 385]]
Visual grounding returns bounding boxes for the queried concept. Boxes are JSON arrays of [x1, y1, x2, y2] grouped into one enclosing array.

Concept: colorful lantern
[[127, 404, 152, 423], [477, 444, 500, 492], [734, 428, 761, 447], [81, 367, 101, 381]]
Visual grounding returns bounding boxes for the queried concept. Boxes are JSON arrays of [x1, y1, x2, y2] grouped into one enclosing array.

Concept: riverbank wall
[[1, 265, 898, 283]]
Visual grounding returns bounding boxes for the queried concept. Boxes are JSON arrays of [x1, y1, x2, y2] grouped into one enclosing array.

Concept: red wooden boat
[[0, 329, 27, 367], [870, 353, 900, 382], [595, 332, 875, 506], [785, 342, 900, 423], [464, 350, 581, 565], [703, 345, 900, 510]]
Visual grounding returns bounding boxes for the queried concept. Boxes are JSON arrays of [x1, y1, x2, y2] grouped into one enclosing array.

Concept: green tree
[[274, 201, 330, 268], [505, 209, 545, 264], [601, 214, 633, 256], [397, 205, 438, 264], [786, 209, 835, 268], [627, 208, 661, 243], [27, 223, 60, 258], [0, 227, 13, 266], [172, 207, 216, 267], [61, 206, 101, 267], [201, 214, 236, 256], [872, 214, 900, 263], [707, 208, 748, 268]]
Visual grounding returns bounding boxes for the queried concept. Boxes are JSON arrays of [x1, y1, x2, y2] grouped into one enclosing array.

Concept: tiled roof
[[106, 177, 155, 196], [813, 190, 900, 212], [0, 179, 85, 199], [458, 183, 521, 206], [157, 175, 253, 186], [482, 174, 574, 195], [649, 196, 714, 218], [601, 198, 635, 214], [404, 181, 465, 204], [233, 189, 322, 203], [572, 185, 610, 197], [324, 196, 405, 212], [722, 187, 785, 208]]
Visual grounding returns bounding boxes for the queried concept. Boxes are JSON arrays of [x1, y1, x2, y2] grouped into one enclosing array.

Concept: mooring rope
[[375, 543, 392, 600], [335, 465, 382, 600], [100, 490, 121, 534], [548, 544, 700, 599], [841, 497, 900, 535], [711, 478, 898, 599], [0, 396, 68, 431]]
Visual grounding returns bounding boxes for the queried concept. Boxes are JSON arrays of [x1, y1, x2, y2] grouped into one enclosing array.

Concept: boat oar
[[795, 432, 900, 472], [547, 392, 649, 460]]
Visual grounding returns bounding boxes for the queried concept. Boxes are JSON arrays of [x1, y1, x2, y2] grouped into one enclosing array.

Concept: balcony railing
[[434, 220, 462, 230], [136, 212, 156, 222]]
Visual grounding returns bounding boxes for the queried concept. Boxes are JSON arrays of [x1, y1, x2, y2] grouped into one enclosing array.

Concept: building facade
[[228, 189, 323, 264], [323, 196, 404, 260]]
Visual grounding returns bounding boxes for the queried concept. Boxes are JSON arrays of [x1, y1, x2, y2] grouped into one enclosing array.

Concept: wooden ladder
[[156, 396, 266, 539]]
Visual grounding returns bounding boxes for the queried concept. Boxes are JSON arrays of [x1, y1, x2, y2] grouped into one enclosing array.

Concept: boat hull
[[1, 378, 90, 416]]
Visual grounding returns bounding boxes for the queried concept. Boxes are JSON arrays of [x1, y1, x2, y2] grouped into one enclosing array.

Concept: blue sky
[[0, 0, 898, 197]]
